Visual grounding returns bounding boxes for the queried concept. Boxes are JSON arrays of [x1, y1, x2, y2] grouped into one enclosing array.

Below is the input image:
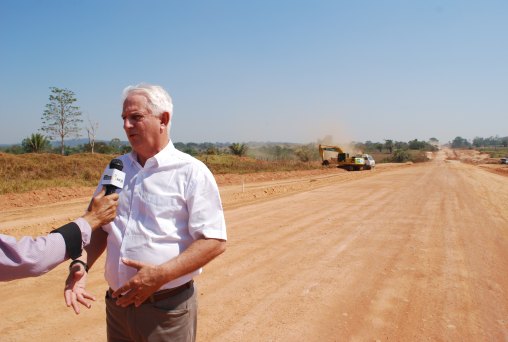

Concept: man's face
[[122, 93, 164, 158]]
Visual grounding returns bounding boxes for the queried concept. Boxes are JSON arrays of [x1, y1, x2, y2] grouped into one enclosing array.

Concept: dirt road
[[1, 151, 508, 341]]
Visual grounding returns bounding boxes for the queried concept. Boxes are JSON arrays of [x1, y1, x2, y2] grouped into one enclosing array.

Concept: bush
[[391, 149, 411, 163], [229, 143, 248, 157]]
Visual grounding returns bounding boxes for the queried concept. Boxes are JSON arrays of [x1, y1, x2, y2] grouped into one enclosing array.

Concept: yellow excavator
[[318, 144, 366, 171]]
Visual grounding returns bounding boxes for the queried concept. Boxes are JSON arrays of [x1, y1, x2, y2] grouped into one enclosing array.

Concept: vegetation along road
[[0, 149, 507, 341]]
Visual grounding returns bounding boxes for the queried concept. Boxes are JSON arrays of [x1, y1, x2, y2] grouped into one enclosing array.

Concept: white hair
[[122, 83, 173, 118]]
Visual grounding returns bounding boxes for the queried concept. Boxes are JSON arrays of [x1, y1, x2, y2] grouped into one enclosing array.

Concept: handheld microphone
[[102, 159, 126, 195]]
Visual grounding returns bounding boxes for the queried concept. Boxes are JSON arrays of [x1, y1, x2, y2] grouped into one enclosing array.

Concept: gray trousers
[[105, 284, 197, 342]]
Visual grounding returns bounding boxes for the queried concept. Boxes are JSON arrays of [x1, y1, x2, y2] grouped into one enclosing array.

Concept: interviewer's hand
[[83, 189, 119, 230], [112, 258, 165, 308], [64, 262, 95, 314]]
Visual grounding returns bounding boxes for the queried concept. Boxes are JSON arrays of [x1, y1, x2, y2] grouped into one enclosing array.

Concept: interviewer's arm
[[0, 219, 90, 282], [0, 190, 118, 282]]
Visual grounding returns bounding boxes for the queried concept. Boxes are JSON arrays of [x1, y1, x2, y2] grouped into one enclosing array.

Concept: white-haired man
[[66, 84, 227, 341]]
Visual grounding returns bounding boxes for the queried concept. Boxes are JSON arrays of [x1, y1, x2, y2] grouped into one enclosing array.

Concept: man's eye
[[122, 115, 144, 122]]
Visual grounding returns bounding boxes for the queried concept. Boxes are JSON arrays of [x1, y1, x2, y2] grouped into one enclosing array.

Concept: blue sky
[[1, 0, 507, 145]]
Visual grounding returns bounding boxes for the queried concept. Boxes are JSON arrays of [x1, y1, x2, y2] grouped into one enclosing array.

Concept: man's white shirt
[[97, 141, 227, 291]]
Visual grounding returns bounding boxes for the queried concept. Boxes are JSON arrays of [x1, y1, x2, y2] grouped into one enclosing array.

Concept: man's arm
[[64, 226, 109, 314], [113, 238, 226, 307], [83, 227, 109, 267]]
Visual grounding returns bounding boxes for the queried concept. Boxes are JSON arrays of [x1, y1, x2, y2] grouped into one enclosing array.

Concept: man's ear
[[160, 112, 170, 129]]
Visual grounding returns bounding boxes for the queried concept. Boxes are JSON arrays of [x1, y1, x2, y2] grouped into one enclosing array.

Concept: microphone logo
[[102, 159, 126, 195]]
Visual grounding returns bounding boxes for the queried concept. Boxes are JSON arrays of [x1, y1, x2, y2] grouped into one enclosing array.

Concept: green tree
[[429, 137, 439, 146], [41, 87, 83, 155], [109, 138, 123, 153], [408, 139, 426, 150], [120, 145, 132, 154], [268, 145, 294, 160], [451, 136, 471, 148], [21, 133, 51, 153], [94, 141, 115, 154], [384, 139, 394, 154], [2, 144, 24, 154], [229, 143, 248, 157], [502, 137, 508, 148], [183, 146, 199, 156]]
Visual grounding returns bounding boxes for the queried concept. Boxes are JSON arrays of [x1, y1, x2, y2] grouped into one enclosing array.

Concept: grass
[[0, 153, 114, 194], [0, 152, 323, 194], [478, 147, 508, 158], [199, 154, 322, 174], [2, 149, 436, 195], [2, 148, 439, 195]]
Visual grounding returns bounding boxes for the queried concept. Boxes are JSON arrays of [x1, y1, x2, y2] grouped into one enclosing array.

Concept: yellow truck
[[318, 144, 366, 171]]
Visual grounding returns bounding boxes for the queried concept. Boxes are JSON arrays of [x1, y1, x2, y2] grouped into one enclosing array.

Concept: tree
[[86, 117, 99, 154], [393, 141, 407, 150], [384, 139, 394, 154], [429, 137, 439, 146], [109, 138, 123, 153], [408, 139, 426, 150], [92, 141, 113, 154], [502, 137, 508, 148], [451, 136, 471, 148], [22, 133, 51, 153], [41, 87, 83, 155], [295, 144, 318, 162], [2, 144, 24, 154], [229, 143, 248, 157], [268, 145, 294, 160]]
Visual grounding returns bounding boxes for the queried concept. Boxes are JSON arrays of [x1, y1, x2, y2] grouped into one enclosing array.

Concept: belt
[[108, 280, 193, 304]]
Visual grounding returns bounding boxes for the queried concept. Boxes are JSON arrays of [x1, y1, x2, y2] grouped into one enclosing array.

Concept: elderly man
[[1, 189, 119, 282], [66, 83, 227, 341]]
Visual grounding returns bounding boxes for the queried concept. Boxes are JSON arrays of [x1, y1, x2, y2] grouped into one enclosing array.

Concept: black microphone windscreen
[[109, 159, 123, 171]]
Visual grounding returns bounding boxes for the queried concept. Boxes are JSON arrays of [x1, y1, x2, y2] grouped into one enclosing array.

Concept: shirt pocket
[[137, 191, 188, 237]]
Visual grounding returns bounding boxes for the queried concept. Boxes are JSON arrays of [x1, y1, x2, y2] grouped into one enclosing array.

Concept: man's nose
[[123, 118, 133, 129]]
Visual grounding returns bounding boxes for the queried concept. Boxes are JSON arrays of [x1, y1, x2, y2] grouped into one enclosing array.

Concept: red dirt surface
[[1, 149, 508, 341]]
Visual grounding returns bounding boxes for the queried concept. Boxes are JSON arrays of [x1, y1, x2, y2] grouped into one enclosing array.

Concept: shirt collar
[[128, 141, 175, 169]]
